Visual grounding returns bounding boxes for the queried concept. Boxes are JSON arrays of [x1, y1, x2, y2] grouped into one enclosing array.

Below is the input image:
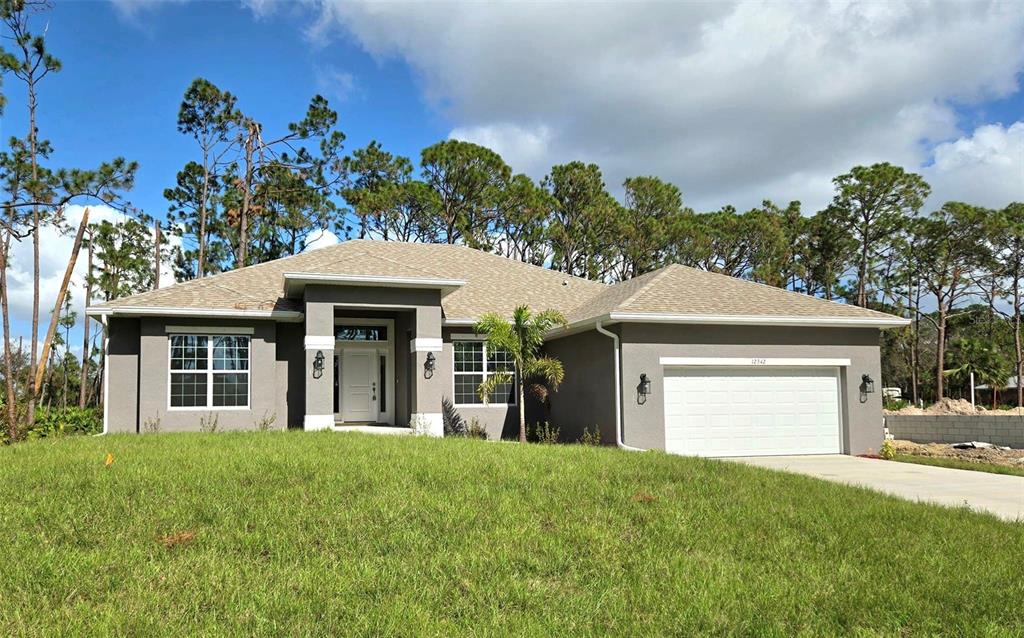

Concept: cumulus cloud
[[302, 228, 340, 252], [923, 121, 1024, 209], [6, 205, 177, 333], [309, 0, 1024, 212]]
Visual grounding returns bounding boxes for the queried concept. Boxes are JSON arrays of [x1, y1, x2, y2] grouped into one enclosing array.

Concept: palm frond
[[477, 371, 513, 405], [523, 356, 564, 390]]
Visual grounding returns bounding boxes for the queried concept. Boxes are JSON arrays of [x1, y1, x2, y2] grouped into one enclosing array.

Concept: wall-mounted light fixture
[[861, 374, 875, 394], [639, 373, 652, 396], [313, 350, 325, 379], [424, 351, 436, 379]]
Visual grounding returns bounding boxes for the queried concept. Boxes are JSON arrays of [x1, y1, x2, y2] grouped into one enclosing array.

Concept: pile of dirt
[[885, 398, 1024, 416], [892, 440, 1024, 468]]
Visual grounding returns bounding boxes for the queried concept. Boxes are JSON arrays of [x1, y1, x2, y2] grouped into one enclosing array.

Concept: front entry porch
[[301, 283, 446, 436]]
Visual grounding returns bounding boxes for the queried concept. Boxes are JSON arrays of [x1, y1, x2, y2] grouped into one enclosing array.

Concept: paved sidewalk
[[732, 455, 1024, 522]]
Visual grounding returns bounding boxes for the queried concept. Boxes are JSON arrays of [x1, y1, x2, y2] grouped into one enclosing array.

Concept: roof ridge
[[614, 266, 676, 312]]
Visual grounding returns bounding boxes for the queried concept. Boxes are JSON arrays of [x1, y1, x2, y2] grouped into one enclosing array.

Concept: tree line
[[1, 0, 1021, 440]]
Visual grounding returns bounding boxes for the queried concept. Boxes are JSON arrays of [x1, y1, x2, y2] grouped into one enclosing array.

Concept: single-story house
[[86, 240, 907, 456]]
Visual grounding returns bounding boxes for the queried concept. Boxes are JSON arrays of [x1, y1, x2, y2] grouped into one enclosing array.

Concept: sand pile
[[885, 398, 1024, 416], [893, 440, 1024, 466]]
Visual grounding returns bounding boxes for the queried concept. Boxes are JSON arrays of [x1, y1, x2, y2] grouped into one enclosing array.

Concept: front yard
[[1, 432, 1022, 635]]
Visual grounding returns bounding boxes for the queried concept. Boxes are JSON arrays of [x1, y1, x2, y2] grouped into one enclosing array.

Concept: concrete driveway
[[733, 455, 1024, 522]]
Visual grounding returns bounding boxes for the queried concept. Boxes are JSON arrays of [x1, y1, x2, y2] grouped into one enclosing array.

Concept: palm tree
[[474, 305, 568, 443], [944, 338, 1011, 405]]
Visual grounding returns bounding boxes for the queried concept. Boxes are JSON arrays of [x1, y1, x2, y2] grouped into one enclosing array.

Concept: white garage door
[[663, 367, 842, 457]]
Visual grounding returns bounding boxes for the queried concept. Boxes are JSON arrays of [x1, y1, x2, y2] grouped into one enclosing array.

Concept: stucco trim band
[[410, 337, 443, 352], [304, 336, 335, 350], [659, 357, 852, 367]]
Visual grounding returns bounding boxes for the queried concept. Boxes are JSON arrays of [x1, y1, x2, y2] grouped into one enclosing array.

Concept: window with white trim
[[453, 340, 516, 405], [169, 335, 250, 408]]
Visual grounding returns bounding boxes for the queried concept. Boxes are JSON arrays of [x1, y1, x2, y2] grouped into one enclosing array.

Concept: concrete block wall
[[885, 414, 1024, 449]]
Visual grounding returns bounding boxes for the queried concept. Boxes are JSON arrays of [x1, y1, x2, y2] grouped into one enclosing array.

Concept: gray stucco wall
[[617, 324, 884, 455], [276, 322, 305, 428], [105, 317, 140, 433], [544, 328, 617, 443], [134, 317, 287, 432], [886, 414, 1024, 448]]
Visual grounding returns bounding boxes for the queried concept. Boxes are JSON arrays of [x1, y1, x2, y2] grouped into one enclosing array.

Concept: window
[[336, 325, 387, 341], [453, 340, 516, 405], [169, 334, 250, 408]]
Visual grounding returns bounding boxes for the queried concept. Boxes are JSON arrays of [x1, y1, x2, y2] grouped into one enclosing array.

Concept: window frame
[[167, 333, 251, 411], [452, 337, 517, 408]]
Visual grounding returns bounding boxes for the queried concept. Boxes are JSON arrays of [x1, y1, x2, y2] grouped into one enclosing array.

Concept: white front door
[[663, 367, 842, 457], [340, 349, 376, 422]]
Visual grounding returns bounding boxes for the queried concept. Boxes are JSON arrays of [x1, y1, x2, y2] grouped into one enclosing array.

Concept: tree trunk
[[27, 87, 40, 427], [936, 307, 947, 400], [239, 120, 257, 268], [34, 209, 90, 395], [198, 159, 209, 278], [1, 228, 17, 436], [153, 219, 161, 289], [1016, 282, 1023, 409], [518, 382, 526, 443], [856, 219, 869, 307]]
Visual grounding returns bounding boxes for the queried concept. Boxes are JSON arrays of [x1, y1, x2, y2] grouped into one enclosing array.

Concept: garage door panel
[[663, 366, 842, 457]]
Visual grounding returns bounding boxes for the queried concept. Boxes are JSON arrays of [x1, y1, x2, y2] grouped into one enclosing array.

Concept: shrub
[[465, 417, 488, 440], [883, 398, 910, 411], [880, 439, 896, 460], [27, 407, 102, 439], [579, 426, 602, 446], [530, 421, 560, 444]]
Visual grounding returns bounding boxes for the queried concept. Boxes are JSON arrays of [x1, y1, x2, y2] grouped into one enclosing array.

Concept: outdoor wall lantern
[[424, 352, 436, 378], [313, 350, 325, 379], [861, 374, 875, 394], [639, 373, 652, 396]]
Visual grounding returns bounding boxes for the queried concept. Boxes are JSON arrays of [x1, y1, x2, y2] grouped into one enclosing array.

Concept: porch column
[[409, 305, 443, 436], [304, 301, 335, 430]]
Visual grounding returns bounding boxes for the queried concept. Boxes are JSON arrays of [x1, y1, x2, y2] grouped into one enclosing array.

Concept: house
[[86, 240, 908, 456]]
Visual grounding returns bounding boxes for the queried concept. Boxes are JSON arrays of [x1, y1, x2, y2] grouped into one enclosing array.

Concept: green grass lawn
[[894, 453, 1024, 478], [2, 433, 1023, 636]]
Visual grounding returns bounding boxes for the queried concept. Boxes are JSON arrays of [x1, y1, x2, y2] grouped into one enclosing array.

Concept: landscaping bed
[[1, 432, 1022, 635]]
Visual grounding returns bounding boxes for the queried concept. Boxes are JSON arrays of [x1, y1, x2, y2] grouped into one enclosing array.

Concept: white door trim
[[334, 318, 395, 425], [658, 356, 851, 367]]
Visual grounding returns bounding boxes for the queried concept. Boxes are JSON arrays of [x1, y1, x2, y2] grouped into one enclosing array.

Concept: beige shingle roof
[[93, 240, 605, 319], [92, 240, 903, 325], [568, 263, 901, 323]]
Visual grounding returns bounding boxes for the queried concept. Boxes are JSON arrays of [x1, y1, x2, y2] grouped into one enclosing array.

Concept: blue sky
[[1, 1, 447, 221], [3, 0, 1023, 344]]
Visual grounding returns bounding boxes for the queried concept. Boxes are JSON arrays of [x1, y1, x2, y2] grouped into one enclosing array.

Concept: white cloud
[[924, 121, 1024, 209], [6, 205, 178, 334], [314, 65, 358, 103], [310, 0, 1024, 212], [449, 123, 554, 179], [108, 0, 189, 21], [302, 228, 340, 252]]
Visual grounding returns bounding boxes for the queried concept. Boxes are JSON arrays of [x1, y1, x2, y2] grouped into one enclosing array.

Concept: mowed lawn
[[2, 433, 1022, 636]]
